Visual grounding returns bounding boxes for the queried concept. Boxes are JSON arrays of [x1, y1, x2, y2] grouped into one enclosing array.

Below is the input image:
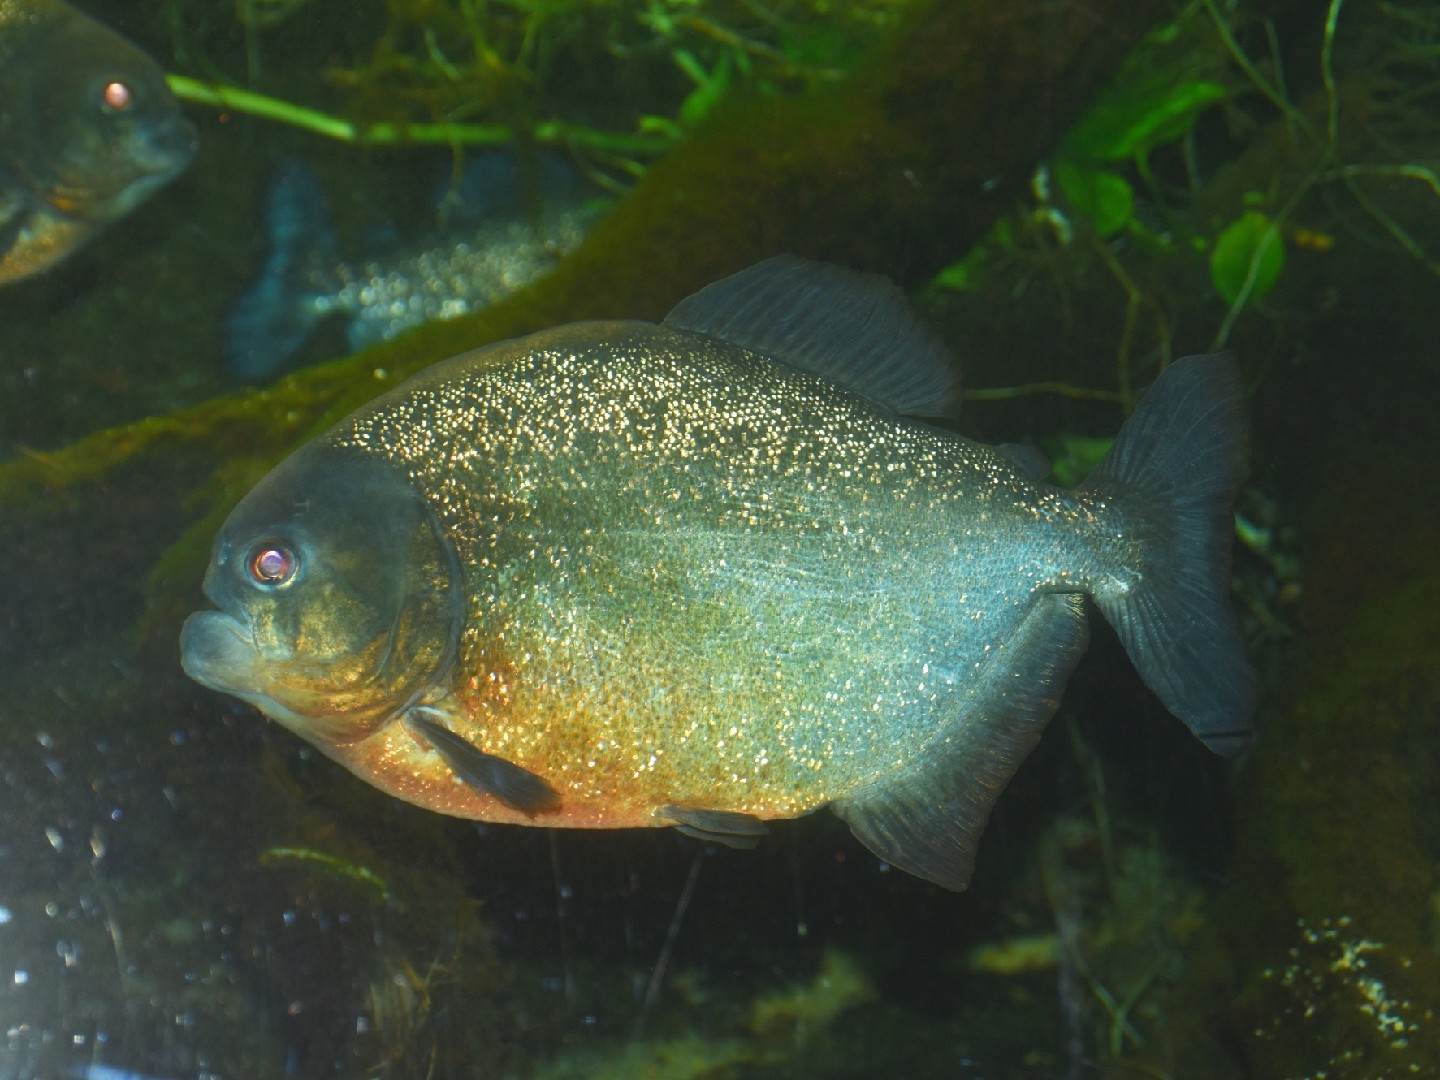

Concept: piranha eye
[[101, 81, 134, 112], [246, 544, 298, 589]]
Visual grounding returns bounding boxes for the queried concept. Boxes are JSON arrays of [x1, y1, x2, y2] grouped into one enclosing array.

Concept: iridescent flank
[[326, 323, 1115, 821], [318, 215, 592, 350]]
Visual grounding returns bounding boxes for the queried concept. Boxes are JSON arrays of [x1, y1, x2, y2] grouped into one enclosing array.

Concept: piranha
[[181, 257, 1256, 891], [0, 0, 195, 285], [223, 154, 604, 381]]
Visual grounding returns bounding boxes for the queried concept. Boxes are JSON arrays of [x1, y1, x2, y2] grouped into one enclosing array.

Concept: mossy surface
[[1220, 462, 1440, 1076]]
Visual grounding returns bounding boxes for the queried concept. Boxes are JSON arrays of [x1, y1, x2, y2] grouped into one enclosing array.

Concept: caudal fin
[[223, 159, 335, 381], [432, 151, 587, 228], [1084, 353, 1257, 756]]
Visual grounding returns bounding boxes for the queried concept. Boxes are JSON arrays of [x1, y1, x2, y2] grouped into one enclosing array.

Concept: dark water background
[[2, 1, 1438, 1077]]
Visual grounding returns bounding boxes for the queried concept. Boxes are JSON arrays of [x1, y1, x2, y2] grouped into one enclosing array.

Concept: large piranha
[[181, 257, 1255, 891]]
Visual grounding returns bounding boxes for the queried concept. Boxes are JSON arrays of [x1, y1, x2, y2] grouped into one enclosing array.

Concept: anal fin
[[404, 706, 561, 816], [658, 805, 769, 850], [832, 593, 1089, 891]]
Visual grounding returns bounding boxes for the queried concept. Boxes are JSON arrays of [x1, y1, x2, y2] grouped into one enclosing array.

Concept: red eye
[[247, 545, 297, 587], [102, 81, 133, 111]]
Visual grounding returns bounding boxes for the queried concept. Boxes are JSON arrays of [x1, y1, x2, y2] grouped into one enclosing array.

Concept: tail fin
[[1084, 353, 1257, 756], [223, 159, 336, 380], [433, 151, 588, 229]]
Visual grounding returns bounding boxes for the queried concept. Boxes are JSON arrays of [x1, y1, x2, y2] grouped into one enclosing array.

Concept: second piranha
[[0, 0, 194, 284]]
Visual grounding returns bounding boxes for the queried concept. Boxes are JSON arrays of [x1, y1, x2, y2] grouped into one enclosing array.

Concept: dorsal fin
[[997, 442, 1051, 481], [663, 255, 961, 417]]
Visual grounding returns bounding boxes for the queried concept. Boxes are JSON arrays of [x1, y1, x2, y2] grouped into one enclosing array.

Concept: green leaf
[[671, 48, 709, 86], [1038, 435, 1115, 487], [675, 50, 732, 128], [928, 244, 990, 293], [1065, 78, 1227, 162], [1210, 211, 1285, 307], [638, 114, 684, 139], [1054, 159, 1134, 236]]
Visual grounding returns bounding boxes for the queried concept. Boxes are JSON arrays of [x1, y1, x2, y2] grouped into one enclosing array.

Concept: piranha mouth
[[179, 608, 260, 696], [139, 116, 200, 174]]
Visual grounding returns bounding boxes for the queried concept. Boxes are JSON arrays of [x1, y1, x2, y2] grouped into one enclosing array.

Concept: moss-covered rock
[[1155, 447, 1440, 1077], [1229, 486, 1440, 1074]]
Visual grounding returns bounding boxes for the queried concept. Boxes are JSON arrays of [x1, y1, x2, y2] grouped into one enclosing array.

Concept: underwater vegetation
[[930, 0, 1440, 402], [2, 0, 1440, 1076], [168, 0, 911, 146], [1210, 469, 1440, 1078]]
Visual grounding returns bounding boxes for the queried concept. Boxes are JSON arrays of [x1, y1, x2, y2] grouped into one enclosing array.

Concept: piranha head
[[5, 5, 196, 221], [180, 447, 463, 745]]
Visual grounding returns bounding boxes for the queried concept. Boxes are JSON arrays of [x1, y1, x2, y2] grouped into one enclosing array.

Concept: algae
[[527, 950, 871, 1080], [1224, 524, 1440, 1076]]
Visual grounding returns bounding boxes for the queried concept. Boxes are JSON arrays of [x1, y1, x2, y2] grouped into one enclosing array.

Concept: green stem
[[166, 73, 674, 155]]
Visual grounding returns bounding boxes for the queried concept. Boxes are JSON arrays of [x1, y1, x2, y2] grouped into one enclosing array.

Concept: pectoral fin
[[0, 209, 92, 285], [404, 707, 561, 816], [657, 805, 769, 850]]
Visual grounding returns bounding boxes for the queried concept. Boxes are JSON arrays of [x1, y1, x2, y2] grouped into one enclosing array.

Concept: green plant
[[165, 0, 914, 170], [1209, 210, 1284, 308], [1055, 72, 1228, 240], [932, 0, 1440, 414]]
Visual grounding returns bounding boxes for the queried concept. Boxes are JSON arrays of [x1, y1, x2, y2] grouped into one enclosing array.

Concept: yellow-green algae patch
[[527, 950, 871, 1080], [1194, 448, 1440, 1077], [1233, 568, 1440, 1075], [748, 951, 873, 1037]]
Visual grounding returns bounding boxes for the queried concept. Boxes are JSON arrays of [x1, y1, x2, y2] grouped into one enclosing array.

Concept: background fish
[[222, 154, 605, 381], [182, 257, 1255, 892], [0, 0, 195, 284]]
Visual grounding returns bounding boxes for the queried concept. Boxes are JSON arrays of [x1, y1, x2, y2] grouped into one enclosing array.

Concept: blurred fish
[[223, 154, 603, 380], [182, 257, 1256, 892], [66, 1065, 182, 1080], [0, 0, 195, 284]]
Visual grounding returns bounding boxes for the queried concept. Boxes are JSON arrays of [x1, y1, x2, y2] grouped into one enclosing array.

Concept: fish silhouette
[[223, 154, 603, 380]]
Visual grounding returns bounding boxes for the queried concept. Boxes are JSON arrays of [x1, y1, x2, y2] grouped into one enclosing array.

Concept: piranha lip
[[141, 116, 200, 171], [179, 609, 259, 696]]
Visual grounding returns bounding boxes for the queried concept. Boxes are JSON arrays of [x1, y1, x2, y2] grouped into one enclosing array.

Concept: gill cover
[[180, 445, 462, 743]]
